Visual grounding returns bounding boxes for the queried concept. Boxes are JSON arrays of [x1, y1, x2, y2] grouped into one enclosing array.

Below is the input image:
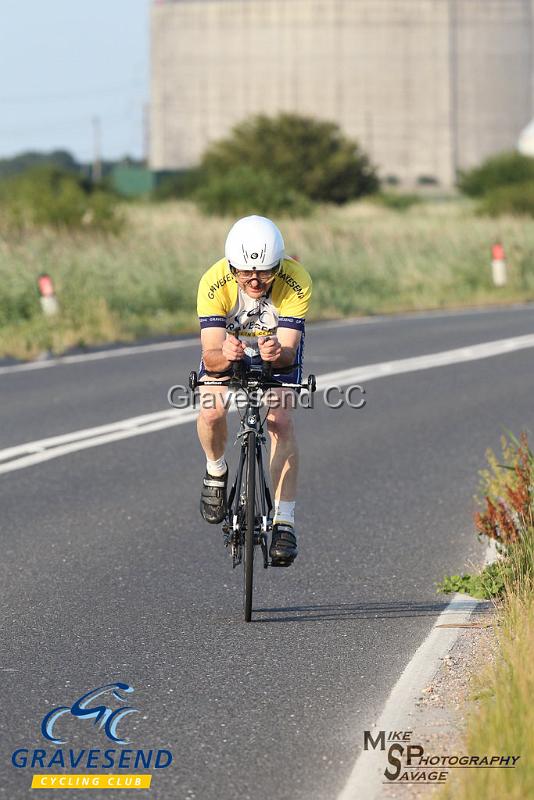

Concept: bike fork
[[255, 438, 272, 569]]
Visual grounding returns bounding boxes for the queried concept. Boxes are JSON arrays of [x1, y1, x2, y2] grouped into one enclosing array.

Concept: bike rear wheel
[[243, 430, 256, 622]]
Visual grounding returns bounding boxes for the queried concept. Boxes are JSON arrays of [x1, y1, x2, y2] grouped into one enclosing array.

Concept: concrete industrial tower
[[150, 0, 534, 186]]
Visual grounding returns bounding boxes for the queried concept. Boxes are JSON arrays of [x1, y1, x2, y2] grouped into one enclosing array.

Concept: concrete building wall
[[452, 0, 533, 172], [150, 0, 533, 186]]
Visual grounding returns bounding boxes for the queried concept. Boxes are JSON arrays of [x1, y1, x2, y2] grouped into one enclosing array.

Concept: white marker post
[[37, 273, 59, 316], [491, 242, 507, 287]]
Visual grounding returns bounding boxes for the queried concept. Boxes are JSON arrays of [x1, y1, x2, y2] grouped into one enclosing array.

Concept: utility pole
[[92, 115, 102, 183]]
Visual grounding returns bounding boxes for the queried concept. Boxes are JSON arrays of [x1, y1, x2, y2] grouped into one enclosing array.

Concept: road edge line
[[336, 543, 498, 800], [2, 302, 534, 376]]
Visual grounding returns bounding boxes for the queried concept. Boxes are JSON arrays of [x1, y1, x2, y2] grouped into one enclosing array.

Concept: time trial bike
[[189, 363, 316, 622]]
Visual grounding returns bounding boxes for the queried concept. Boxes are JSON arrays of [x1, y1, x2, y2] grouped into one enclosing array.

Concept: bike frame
[[190, 363, 315, 621], [225, 384, 273, 571]]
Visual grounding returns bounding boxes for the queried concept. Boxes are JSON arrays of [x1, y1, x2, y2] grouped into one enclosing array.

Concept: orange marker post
[[491, 242, 507, 287], [37, 273, 60, 316]]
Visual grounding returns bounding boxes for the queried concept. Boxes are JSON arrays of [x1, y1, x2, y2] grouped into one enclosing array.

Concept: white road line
[[336, 594, 480, 800], [0, 411, 199, 475], [0, 337, 198, 376], [0, 409, 180, 462], [316, 332, 534, 390], [1, 332, 534, 476], [337, 544, 498, 800]]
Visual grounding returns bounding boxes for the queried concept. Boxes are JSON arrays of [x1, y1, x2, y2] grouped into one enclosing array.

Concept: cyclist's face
[[234, 268, 276, 297]]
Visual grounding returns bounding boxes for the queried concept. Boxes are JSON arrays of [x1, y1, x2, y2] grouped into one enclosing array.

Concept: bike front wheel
[[243, 430, 256, 622]]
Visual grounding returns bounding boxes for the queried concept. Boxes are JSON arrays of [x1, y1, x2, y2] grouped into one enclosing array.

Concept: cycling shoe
[[269, 523, 297, 566], [200, 469, 228, 524]]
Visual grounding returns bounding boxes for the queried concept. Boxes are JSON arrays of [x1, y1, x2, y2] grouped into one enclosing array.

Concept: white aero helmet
[[225, 215, 285, 271]]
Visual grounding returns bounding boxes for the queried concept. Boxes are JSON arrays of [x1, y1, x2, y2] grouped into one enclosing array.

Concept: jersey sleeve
[[276, 263, 312, 333], [197, 267, 227, 330]]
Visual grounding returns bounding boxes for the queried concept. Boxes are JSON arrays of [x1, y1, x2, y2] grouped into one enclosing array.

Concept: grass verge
[[439, 434, 534, 799], [441, 533, 534, 799], [2, 199, 534, 360]]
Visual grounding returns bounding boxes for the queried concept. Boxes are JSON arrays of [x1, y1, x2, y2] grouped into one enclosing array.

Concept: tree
[[0, 166, 123, 233], [200, 113, 379, 204], [457, 151, 534, 197], [194, 165, 312, 217], [0, 150, 79, 180]]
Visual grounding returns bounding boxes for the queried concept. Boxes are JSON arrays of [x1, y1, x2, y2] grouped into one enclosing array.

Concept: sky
[[0, 0, 149, 162]]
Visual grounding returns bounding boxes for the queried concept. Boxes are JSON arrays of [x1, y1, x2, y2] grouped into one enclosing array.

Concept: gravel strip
[[380, 601, 497, 799]]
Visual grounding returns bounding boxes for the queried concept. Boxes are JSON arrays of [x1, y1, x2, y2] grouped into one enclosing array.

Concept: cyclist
[[196, 215, 312, 566]]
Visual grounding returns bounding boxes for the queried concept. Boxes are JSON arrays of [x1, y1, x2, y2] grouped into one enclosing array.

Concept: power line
[[0, 109, 137, 139], [0, 82, 146, 104]]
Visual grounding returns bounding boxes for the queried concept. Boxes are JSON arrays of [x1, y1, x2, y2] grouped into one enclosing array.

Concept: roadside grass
[[2, 199, 534, 359], [436, 560, 511, 600], [440, 434, 534, 800], [441, 532, 534, 800]]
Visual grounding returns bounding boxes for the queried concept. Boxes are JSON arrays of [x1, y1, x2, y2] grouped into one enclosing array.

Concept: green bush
[[200, 113, 379, 205], [478, 181, 534, 218], [194, 166, 313, 218], [152, 168, 204, 201], [373, 192, 421, 211], [0, 166, 124, 233], [458, 151, 534, 197], [0, 149, 80, 180]]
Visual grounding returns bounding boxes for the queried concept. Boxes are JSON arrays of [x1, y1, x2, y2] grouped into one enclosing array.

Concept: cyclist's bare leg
[[266, 388, 299, 563], [265, 389, 298, 502], [197, 384, 229, 461], [197, 383, 230, 524]]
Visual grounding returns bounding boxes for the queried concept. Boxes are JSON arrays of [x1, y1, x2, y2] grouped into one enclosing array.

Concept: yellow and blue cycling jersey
[[197, 256, 312, 382]]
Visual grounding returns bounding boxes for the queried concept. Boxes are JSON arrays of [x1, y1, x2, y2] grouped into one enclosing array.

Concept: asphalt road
[[1, 305, 533, 799]]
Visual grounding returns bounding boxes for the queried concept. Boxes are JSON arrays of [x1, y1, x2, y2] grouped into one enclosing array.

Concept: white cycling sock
[[273, 500, 295, 527], [206, 456, 227, 477]]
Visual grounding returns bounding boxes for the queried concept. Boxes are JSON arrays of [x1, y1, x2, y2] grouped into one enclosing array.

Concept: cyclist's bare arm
[[201, 328, 244, 372], [266, 328, 301, 369]]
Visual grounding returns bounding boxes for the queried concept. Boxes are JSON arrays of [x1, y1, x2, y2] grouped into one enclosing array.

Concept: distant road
[[1, 305, 533, 799]]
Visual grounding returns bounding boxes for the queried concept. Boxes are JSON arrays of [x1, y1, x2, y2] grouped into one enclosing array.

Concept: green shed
[[111, 165, 155, 197]]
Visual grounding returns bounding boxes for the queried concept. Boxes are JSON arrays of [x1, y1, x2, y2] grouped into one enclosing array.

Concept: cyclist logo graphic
[[41, 683, 138, 746]]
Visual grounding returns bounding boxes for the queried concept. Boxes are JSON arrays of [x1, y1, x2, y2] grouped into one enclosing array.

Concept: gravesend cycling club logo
[[11, 682, 173, 791], [41, 682, 138, 745]]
